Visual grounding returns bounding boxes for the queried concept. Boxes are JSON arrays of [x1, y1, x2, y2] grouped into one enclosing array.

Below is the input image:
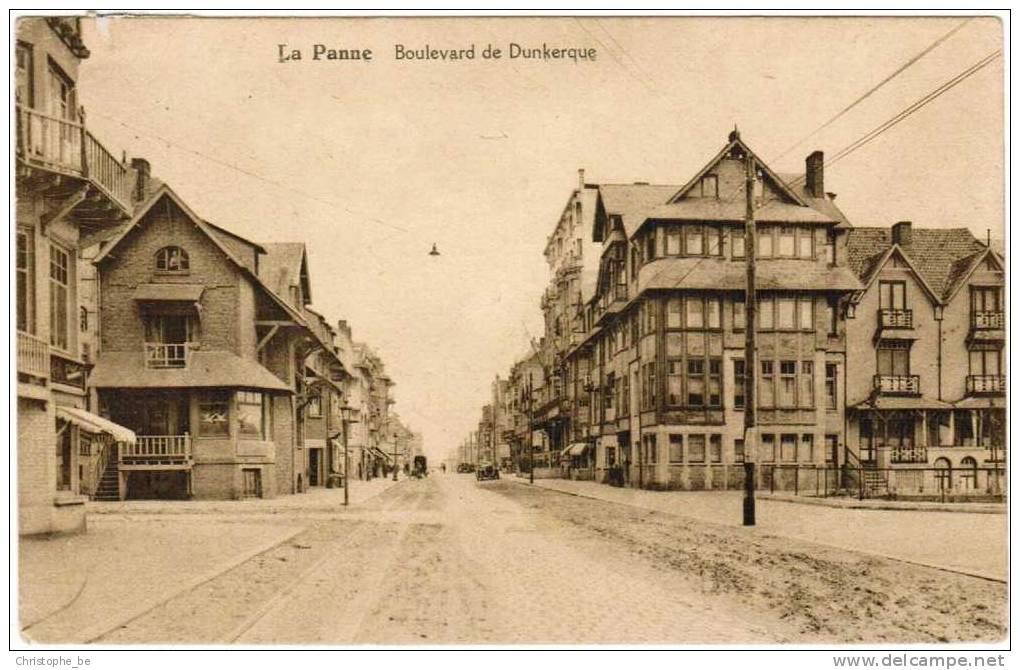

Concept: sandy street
[[43, 475, 1005, 646]]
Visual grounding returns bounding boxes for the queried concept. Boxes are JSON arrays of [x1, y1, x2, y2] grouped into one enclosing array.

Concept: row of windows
[[634, 357, 835, 412], [631, 223, 832, 271], [630, 432, 819, 464]]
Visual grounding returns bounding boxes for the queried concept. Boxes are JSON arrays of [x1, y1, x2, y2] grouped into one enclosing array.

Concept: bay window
[[237, 391, 271, 440]]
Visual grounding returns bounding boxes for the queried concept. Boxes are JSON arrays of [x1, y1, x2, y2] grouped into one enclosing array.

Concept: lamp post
[[338, 403, 359, 506]]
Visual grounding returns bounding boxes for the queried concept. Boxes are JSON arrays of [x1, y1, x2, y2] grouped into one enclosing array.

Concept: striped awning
[[55, 406, 136, 444]]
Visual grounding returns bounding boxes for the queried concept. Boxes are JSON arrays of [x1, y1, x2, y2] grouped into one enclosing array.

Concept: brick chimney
[[805, 151, 824, 198], [892, 221, 912, 247], [577, 168, 585, 191], [130, 157, 151, 203]]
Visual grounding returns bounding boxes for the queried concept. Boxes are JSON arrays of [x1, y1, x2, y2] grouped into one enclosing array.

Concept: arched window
[[959, 456, 978, 491], [933, 457, 952, 492], [155, 246, 189, 273]]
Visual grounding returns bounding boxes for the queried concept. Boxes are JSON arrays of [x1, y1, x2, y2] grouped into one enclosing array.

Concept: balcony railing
[[890, 445, 928, 464], [16, 105, 133, 212], [966, 374, 1006, 395], [874, 374, 920, 396], [122, 434, 193, 465], [971, 311, 1005, 330], [878, 308, 913, 329], [145, 342, 192, 369], [17, 331, 49, 380]]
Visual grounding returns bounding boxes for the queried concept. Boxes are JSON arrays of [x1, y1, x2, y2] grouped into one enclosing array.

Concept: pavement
[[525, 478, 1008, 581], [17, 474, 1006, 645], [18, 478, 399, 644]]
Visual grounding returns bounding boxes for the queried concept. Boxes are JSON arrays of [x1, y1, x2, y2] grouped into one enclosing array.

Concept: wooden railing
[[971, 311, 1005, 330], [878, 308, 913, 329], [874, 374, 920, 395], [967, 374, 1006, 395], [16, 105, 133, 211], [122, 434, 192, 464], [17, 331, 49, 380], [144, 342, 192, 369], [84, 130, 133, 208]]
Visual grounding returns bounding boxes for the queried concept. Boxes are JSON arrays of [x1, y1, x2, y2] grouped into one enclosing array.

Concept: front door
[[242, 468, 262, 498], [309, 449, 321, 486]]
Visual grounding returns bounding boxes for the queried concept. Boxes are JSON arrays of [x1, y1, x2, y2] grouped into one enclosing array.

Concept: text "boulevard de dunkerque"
[[395, 43, 598, 62]]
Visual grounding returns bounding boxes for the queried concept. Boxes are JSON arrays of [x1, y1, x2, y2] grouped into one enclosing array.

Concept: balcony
[[121, 434, 193, 468], [966, 374, 1005, 396], [17, 331, 49, 382], [874, 374, 920, 396], [878, 308, 913, 330], [15, 105, 133, 218], [972, 311, 1005, 330], [145, 342, 192, 369]]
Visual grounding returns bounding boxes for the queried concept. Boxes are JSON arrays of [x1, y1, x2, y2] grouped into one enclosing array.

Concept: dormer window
[[155, 246, 189, 273], [700, 174, 718, 198]]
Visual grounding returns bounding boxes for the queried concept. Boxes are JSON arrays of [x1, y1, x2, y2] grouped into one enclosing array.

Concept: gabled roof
[[92, 184, 308, 328], [259, 243, 312, 307], [595, 183, 680, 239], [845, 227, 989, 301], [669, 133, 807, 207], [205, 220, 268, 254], [942, 247, 1005, 304]]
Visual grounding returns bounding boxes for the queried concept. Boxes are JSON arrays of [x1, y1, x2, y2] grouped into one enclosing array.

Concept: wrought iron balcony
[[873, 374, 920, 396], [966, 374, 1006, 395], [144, 342, 192, 369], [877, 308, 913, 329], [15, 104, 133, 216]]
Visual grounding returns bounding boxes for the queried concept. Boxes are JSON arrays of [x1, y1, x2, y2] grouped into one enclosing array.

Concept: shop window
[[709, 434, 722, 463], [668, 434, 683, 463], [688, 434, 706, 463]]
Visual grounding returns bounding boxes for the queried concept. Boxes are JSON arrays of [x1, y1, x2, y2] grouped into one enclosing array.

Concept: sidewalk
[[524, 478, 1007, 581], [19, 478, 401, 644], [86, 477, 399, 516]]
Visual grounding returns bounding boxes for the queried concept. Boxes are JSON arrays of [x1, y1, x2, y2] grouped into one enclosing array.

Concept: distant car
[[457, 463, 475, 473], [476, 464, 500, 481]]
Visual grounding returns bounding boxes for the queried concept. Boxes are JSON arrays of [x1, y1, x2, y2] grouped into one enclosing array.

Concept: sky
[[74, 15, 1004, 460]]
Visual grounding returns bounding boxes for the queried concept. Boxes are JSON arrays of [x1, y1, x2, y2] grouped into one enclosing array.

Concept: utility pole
[[528, 377, 535, 485], [743, 148, 758, 527]]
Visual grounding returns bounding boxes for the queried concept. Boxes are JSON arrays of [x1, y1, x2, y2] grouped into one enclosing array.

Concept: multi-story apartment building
[[353, 343, 394, 477], [571, 131, 862, 490], [89, 184, 323, 500], [300, 308, 349, 488], [844, 222, 1005, 496], [534, 171, 600, 471], [505, 347, 546, 474], [16, 17, 137, 533]]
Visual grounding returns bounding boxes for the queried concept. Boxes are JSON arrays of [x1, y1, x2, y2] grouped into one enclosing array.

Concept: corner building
[[571, 132, 862, 490]]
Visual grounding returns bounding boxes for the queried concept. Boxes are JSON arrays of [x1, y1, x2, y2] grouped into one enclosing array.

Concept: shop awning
[[955, 396, 1005, 409], [561, 442, 588, 457], [133, 283, 205, 303], [55, 406, 136, 444], [850, 397, 954, 411]]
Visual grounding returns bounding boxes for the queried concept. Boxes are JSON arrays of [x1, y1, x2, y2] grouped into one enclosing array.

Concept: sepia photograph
[[9, 9, 1009, 657]]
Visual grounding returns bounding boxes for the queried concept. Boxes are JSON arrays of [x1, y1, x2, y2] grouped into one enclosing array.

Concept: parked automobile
[[457, 463, 475, 473], [476, 463, 500, 481]]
